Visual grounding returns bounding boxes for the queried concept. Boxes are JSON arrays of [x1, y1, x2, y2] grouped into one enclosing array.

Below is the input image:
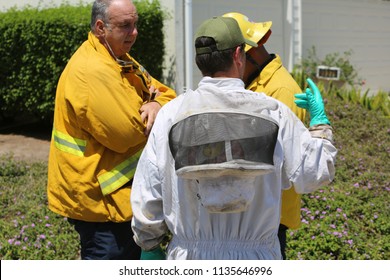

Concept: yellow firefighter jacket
[[47, 32, 176, 222], [246, 54, 306, 229]]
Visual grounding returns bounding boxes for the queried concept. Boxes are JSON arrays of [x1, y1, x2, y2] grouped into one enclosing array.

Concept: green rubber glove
[[140, 247, 166, 260], [294, 78, 331, 126]]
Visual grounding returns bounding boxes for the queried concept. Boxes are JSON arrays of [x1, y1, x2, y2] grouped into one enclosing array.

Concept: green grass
[[0, 156, 80, 259], [0, 91, 389, 260]]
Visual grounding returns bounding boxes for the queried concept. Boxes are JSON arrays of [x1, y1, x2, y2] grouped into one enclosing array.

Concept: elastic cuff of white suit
[[309, 124, 334, 143]]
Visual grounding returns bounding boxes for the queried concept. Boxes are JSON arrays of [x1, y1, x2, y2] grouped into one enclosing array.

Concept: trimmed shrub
[[0, 0, 165, 123]]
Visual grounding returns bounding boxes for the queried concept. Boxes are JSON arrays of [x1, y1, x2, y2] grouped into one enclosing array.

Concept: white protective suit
[[131, 77, 337, 260]]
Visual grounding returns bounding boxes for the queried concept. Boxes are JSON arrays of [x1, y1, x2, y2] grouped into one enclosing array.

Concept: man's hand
[[148, 85, 161, 101], [140, 101, 161, 136], [140, 85, 163, 136]]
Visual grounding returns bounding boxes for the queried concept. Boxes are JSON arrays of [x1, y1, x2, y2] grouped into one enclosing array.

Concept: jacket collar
[[88, 32, 137, 72], [88, 32, 114, 60], [247, 54, 282, 90]]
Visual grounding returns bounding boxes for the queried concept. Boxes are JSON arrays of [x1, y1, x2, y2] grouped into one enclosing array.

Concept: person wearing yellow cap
[[223, 12, 307, 260]]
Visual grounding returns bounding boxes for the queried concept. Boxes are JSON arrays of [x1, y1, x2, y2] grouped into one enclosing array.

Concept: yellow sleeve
[[71, 61, 146, 154], [151, 78, 177, 106]]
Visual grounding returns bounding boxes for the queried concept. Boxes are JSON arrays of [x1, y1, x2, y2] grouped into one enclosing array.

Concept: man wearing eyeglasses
[[47, 0, 175, 260]]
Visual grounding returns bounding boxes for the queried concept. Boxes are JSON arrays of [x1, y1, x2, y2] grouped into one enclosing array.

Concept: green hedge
[[0, 0, 165, 123]]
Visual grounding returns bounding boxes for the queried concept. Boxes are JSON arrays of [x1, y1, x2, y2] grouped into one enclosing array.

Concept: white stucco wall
[[189, 0, 288, 89], [161, 0, 290, 92], [302, 0, 390, 93], [159, 0, 183, 89]]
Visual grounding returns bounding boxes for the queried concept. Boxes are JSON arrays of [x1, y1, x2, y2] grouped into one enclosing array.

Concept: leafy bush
[[131, 0, 167, 77], [0, 0, 166, 123], [292, 69, 390, 117], [298, 46, 362, 86], [0, 4, 90, 122]]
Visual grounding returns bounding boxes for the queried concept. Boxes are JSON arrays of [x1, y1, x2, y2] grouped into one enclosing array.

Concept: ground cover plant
[[0, 89, 389, 259], [0, 157, 79, 259], [286, 87, 390, 260]]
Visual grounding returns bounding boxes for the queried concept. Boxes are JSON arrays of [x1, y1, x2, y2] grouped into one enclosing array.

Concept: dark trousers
[[278, 224, 288, 260], [68, 219, 141, 260]]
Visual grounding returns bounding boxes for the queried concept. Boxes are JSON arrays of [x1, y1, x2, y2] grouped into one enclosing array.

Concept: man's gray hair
[[90, 0, 113, 32]]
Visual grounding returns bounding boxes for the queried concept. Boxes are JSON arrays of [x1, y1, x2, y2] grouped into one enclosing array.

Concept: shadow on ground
[[0, 119, 52, 162], [0, 119, 52, 141]]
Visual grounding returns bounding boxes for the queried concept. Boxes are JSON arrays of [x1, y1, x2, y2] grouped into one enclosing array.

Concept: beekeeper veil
[[169, 88, 279, 213]]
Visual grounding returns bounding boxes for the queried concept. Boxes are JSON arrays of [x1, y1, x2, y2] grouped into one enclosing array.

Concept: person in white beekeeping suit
[[130, 16, 337, 260]]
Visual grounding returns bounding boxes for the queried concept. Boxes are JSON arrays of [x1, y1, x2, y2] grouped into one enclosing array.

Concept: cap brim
[[244, 21, 272, 52], [251, 21, 272, 43]]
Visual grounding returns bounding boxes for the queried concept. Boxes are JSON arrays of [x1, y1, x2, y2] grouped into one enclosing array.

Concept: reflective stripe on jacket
[[52, 128, 142, 196], [52, 129, 87, 157], [97, 149, 143, 196]]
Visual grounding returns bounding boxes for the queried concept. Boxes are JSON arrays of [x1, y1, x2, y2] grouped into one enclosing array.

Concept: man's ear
[[233, 46, 245, 68], [95, 19, 106, 37]]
